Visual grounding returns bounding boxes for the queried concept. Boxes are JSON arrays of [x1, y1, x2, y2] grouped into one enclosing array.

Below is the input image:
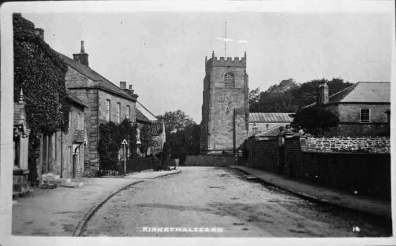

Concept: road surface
[[82, 167, 391, 237]]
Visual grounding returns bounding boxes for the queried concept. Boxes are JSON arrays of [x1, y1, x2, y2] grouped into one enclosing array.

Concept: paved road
[[82, 167, 391, 237]]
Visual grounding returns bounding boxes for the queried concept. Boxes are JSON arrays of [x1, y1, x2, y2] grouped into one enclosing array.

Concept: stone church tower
[[200, 51, 249, 153]]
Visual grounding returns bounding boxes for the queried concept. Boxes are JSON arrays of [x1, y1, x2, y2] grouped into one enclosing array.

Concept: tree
[[140, 124, 155, 155], [250, 78, 298, 112], [291, 78, 353, 109], [162, 110, 195, 138], [159, 110, 200, 163], [250, 77, 353, 112], [290, 106, 340, 136]]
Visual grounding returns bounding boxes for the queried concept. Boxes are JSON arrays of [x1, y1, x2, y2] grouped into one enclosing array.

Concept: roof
[[136, 109, 151, 123], [333, 82, 390, 103], [255, 124, 283, 137], [66, 91, 89, 108], [305, 82, 390, 108], [57, 52, 137, 101], [249, 113, 294, 123], [136, 102, 158, 122]]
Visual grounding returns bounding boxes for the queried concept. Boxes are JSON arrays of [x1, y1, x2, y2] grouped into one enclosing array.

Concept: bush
[[98, 119, 137, 171]]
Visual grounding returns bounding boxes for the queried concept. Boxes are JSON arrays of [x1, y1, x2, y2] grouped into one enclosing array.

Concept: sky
[[21, 4, 393, 123]]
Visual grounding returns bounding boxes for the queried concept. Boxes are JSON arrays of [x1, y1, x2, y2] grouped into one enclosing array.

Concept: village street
[[81, 167, 390, 237]]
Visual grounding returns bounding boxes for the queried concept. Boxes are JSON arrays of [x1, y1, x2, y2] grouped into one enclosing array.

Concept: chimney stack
[[34, 28, 44, 40], [73, 41, 89, 67], [128, 84, 134, 94], [120, 81, 126, 89], [317, 81, 329, 105]]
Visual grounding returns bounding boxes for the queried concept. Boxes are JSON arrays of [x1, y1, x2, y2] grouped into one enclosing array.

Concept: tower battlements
[[205, 51, 246, 70]]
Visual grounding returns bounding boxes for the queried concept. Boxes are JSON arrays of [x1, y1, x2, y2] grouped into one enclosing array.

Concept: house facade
[[57, 42, 138, 176], [36, 93, 88, 179], [308, 81, 390, 137]]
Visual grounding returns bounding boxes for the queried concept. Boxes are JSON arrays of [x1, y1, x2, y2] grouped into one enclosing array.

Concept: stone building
[[36, 92, 88, 179], [200, 52, 249, 153], [305, 81, 390, 137], [57, 42, 138, 176]]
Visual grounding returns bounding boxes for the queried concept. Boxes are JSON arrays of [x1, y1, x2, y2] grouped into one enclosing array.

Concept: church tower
[[200, 51, 249, 153]]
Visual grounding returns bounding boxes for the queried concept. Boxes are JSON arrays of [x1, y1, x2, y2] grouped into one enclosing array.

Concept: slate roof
[[66, 91, 89, 108], [249, 113, 294, 123], [136, 109, 151, 123], [331, 82, 390, 103], [305, 82, 390, 108], [255, 124, 283, 137], [136, 102, 158, 122], [57, 52, 137, 101]]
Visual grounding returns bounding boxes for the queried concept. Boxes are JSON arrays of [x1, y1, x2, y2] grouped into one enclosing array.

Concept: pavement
[[230, 165, 392, 220], [12, 169, 181, 236]]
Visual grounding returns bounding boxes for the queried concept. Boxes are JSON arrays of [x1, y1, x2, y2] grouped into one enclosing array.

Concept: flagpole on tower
[[225, 21, 227, 57]]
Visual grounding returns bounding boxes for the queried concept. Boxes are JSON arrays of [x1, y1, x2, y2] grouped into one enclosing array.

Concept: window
[[126, 105, 130, 120], [76, 112, 83, 130], [117, 103, 121, 123], [224, 72, 235, 88], [106, 99, 111, 122], [360, 108, 370, 123]]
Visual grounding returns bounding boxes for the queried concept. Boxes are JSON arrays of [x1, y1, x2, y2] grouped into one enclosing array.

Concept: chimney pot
[[129, 85, 133, 90], [81, 41, 85, 53], [120, 81, 126, 89], [73, 41, 89, 67]]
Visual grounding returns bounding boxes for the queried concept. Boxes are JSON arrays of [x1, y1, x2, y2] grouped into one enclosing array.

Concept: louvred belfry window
[[224, 72, 235, 87]]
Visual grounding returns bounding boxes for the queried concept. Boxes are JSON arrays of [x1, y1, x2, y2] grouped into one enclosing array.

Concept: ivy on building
[[139, 124, 155, 155], [13, 14, 70, 184], [98, 119, 137, 171]]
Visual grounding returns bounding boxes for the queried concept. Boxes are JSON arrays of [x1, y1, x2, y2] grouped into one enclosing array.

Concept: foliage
[[159, 110, 200, 162], [249, 78, 298, 112], [139, 124, 155, 155], [98, 119, 137, 171], [249, 78, 353, 112], [13, 14, 70, 184], [161, 110, 196, 138], [290, 78, 353, 109], [290, 106, 340, 136]]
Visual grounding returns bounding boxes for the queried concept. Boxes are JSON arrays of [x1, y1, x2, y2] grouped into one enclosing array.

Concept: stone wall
[[36, 103, 85, 179], [246, 136, 279, 173], [283, 137, 391, 200], [245, 135, 391, 200], [186, 155, 235, 167], [302, 136, 390, 153]]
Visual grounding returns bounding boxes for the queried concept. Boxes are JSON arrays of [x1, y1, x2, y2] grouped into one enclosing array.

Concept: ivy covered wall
[[98, 119, 137, 172], [13, 14, 70, 184]]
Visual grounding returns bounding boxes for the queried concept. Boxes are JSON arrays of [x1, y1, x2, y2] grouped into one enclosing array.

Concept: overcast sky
[[21, 5, 393, 123]]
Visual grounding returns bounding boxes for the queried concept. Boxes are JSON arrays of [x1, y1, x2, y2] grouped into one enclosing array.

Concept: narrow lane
[[82, 167, 391, 237]]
